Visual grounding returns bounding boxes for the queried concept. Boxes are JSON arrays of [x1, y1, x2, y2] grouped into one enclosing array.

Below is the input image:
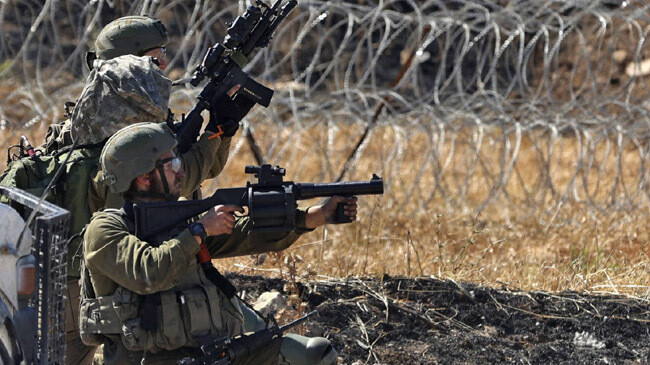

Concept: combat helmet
[[92, 16, 168, 61], [100, 122, 177, 194]]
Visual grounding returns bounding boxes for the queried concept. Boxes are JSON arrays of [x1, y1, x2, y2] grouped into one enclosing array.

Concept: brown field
[[1, 77, 649, 300], [212, 124, 650, 298]]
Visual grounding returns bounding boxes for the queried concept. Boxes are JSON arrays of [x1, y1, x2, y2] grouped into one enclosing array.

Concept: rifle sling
[[201, 263, 237, 299]]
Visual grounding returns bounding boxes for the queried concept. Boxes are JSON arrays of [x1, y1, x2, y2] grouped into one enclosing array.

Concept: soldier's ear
[[134, 172, 153, 190]]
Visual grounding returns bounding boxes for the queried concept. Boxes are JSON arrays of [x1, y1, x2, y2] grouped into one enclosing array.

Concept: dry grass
[[205, 123, 650, 297], [1, 80, 649, 298]]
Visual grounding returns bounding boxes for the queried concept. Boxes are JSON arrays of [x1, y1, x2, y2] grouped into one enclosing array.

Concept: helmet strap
[[155, 165, 178, 201], [85, 51, 97, 70], [124, 167, 177, 201], [156, 165, 172, 194]]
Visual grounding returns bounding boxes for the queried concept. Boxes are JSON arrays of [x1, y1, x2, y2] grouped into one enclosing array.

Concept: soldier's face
[[144, 47, 167, 70], [152, 150, 184, 197]]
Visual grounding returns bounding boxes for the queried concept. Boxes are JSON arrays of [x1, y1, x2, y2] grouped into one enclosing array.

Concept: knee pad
[[240, 304, 267, 332], [280, 333, 338, 365]]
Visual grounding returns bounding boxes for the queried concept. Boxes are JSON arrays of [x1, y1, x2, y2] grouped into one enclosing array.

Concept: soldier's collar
[[122, 200, 136, 222]]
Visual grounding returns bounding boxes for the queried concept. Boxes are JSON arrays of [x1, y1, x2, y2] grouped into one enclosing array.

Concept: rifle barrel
[[279, 310, 317, 332], [296, 179, 384, 200]]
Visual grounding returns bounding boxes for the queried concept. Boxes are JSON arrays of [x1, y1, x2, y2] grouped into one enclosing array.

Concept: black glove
[[206, 116, 239, 137], [207, 92, 256, 137], [209, 92, 256, 124]]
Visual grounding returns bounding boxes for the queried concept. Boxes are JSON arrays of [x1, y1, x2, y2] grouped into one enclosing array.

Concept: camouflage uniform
[[70, 55, 171, 145], [61, 56, 232, 364], [82, 206, 312, 364], [79, 123, 338, 365]]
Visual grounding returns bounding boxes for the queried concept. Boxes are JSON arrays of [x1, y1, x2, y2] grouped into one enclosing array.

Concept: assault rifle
[[175, 0, 297, 154], [133, 164, 383, 239], [177, 311, 317, 365]]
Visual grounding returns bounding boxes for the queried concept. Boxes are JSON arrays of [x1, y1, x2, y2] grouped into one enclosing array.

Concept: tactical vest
[[78, 209, 245, 352]]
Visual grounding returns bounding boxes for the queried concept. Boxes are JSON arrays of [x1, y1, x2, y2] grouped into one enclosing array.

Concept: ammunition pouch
[[79, 284, 244, 352], [79, 295, 120, 346]]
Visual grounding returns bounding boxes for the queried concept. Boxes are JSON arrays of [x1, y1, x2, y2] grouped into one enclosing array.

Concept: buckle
[[102, 174, 117, 185], [91, 311, 101, 321]]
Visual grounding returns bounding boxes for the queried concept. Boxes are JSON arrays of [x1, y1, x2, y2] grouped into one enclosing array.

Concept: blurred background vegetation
[[1, 0, 649, 296]]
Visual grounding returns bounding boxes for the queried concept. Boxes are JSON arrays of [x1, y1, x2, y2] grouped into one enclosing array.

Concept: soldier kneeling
[[79, 122, 353, 364]]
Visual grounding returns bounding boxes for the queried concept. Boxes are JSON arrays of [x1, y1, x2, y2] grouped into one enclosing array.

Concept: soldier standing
[[41, 16, 173, 154]]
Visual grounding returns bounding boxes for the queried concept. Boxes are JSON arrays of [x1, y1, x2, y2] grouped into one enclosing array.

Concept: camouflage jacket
[[82, 203, 312, 363], [71, 55, 171, 145]]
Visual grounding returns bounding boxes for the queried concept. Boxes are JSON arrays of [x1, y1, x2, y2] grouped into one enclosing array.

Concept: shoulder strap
[[78, 208, 126, 300], [53, 139, 106, 158]]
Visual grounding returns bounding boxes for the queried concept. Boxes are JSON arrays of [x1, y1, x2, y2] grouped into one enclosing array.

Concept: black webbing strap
[[201, 263, 237, 299]]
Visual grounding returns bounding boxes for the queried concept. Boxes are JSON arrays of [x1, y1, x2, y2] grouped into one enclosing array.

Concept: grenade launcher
[[133, 164, 383, 239]]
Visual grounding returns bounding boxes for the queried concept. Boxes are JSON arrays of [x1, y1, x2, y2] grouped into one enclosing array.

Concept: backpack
[[0, 146, 102, 276], [2, 55, 173, 275]]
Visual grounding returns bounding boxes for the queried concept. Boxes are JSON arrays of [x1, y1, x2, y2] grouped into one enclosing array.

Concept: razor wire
[[1, 0, 650, 224]]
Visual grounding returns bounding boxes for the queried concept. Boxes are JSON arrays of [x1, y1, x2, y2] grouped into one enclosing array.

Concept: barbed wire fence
[[1, 0, 650, 226]]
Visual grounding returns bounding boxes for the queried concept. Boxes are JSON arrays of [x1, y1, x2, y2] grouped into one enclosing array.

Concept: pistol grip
[[335, 203, 352, 224]]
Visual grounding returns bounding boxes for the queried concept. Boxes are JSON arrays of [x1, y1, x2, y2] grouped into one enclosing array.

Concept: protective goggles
[[156, 156, 182, 173], [141, 46, 166, 56]]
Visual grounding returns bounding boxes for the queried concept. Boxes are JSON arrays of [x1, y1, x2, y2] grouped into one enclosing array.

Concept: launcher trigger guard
[[235, 206, 249, 218]]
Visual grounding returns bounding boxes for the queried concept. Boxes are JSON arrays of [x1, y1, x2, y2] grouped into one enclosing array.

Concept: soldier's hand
[[305, 196, 358, 229], [207, 84, 255, 136], [227, 84, 241, 97], [199, 205, 244, 236]]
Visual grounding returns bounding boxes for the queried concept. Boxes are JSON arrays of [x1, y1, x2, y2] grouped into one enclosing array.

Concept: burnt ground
[[227, 273, 650, 365]]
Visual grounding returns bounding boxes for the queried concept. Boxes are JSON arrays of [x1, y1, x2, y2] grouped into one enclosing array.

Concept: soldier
[[79, 122, 350, 364], [44, 16, 245, 364], [56, 53, 237, 364], [41, 16, 172, 154]]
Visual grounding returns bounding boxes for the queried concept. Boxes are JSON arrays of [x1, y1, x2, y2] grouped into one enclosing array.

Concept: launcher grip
[[335, 202, 352, 224]]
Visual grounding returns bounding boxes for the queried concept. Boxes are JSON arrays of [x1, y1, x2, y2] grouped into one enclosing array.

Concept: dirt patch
[[227, 273, 650, 364]]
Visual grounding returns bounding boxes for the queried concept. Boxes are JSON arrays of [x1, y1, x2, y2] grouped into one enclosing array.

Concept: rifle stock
[[134, 187, 246, 239], [133, 165, 383, 239]]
